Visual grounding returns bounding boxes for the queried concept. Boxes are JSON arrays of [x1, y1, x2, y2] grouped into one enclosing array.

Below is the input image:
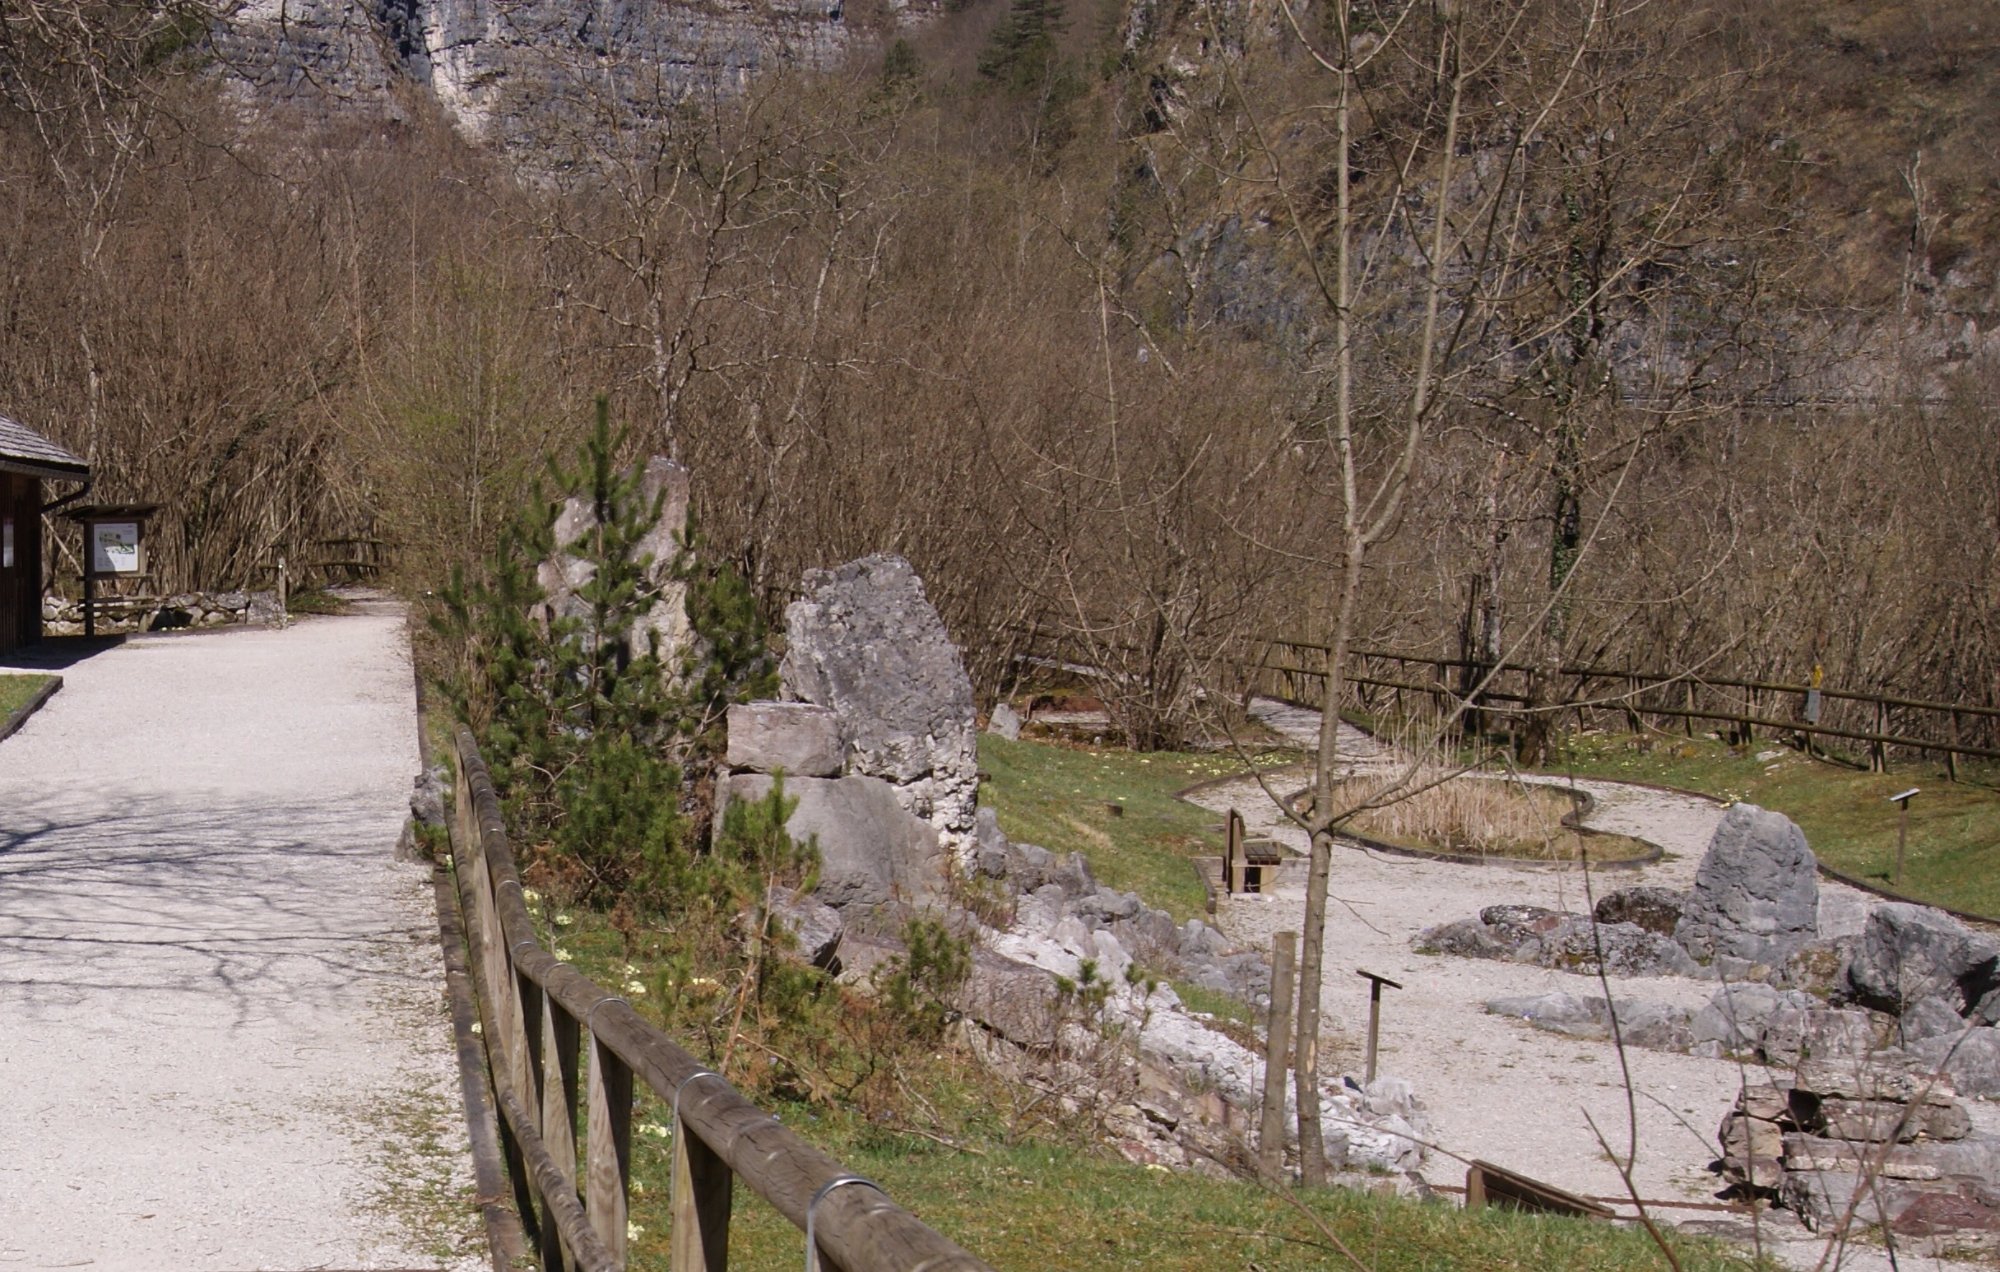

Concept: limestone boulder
[[780, 554, 979, 863], [723, 772, 945, 922], [1846, 903, 2000, 1020], [1690, 983, 1817, 1059], [1484, 992, 1694, 1051], [1674, 803, 1819, 966]]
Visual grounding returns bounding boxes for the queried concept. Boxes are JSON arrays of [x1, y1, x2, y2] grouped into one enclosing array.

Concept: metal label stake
[[1357, 969, 1403, 1085]]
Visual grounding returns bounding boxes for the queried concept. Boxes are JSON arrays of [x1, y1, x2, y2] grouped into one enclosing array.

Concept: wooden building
[[0, 415, 91, 653]]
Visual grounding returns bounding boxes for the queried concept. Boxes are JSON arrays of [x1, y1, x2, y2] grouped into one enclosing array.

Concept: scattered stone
[[1795, 1057, 1960, 1106], [1734, 1052, 1998, 1238], [724, 702, 843, 777], [780, 553, 980, 865], [1073, 889, 1142, 927], [246, 590, 283, 625], [759, 886, 844, 970], [1846, 903, 2000, 1020], [1484, 992, 1693, 1050], [987, 702, 1022, 740], [409, 768, 446, 829], [1912, 1027, 2000, 1098], [1416, 905, 1701, 978], [1722, 1111, 1784, 1160], [1674, 803, 1819, 967], [1689, 983, 1815, 1060], [1593, 886, 1686, 936]]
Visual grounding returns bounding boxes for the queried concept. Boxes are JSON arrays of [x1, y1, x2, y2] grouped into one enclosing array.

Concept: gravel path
[[1200, 701, 1986, 1271], [0, 601, 481, 1271]]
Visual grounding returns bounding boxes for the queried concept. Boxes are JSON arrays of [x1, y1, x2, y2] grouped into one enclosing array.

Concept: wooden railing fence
[[1247, 637, 2000, 777], [448, 726, 993, 1272]]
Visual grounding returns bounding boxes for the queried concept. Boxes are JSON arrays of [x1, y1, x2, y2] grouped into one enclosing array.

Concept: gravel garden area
[[1200, 701, 1999, 1272]]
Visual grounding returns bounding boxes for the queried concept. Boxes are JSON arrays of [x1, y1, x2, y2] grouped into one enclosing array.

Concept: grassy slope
[[542, 902, 1763, 1272], [1546, 732, 2000, 917], [526, 745, 1766, 1271], [0, 674, 53, 721], [975, 734, 1280, 921]]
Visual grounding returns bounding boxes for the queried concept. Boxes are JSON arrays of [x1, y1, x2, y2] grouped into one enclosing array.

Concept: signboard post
[[64, 505, 157, 638]]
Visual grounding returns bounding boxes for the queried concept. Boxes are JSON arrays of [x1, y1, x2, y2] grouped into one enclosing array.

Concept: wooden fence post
[[1949, 711, 1961, 782], [543, 994, 582, 1270], [1873, 700, 1889, 772], [514, 968, 558, 1266], [671, 1112, 734, 1272], [587, 1034, 634, 1265], [1258, 932, 1297, 1180]]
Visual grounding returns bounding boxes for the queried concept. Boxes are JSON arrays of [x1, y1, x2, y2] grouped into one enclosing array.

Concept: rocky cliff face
[[217, 0, 853, 141]]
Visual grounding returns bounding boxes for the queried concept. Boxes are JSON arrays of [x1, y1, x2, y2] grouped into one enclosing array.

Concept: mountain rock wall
[[216, 0, 852, 139]]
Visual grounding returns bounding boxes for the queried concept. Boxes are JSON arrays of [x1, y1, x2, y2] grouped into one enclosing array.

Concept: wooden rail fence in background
[[449, 726, 993, 1272], [1246, 637, 2000, 778]]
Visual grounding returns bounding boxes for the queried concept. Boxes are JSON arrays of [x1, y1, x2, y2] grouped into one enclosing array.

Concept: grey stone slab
[[726, 701, 843, 776]]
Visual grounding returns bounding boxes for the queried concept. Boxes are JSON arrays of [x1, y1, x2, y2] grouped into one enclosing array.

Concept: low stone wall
[[41, 589, 282, 636]]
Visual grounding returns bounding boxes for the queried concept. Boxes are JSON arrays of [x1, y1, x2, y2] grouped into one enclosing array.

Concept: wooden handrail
[[449, 726, 993, 1272]]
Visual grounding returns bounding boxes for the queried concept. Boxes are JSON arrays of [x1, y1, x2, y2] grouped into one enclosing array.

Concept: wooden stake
[[1258, 932, 1298, 1179]]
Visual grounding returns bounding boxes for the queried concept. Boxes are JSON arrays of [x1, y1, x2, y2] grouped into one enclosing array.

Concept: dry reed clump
[[1329, 765, 1640, 861]]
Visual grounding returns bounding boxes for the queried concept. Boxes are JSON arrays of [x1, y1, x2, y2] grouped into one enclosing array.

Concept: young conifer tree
[[435, 399, 687, 899]]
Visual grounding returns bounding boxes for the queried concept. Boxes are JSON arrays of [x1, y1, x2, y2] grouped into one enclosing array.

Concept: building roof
[[0, 413, 89, 481]]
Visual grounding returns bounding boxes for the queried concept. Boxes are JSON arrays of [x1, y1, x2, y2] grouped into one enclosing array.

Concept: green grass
[[0, 674, 54, 722], [976, 735, 1291, 921], [663, 1133, 1766, 1272], [1542, 732, 2000, 918]]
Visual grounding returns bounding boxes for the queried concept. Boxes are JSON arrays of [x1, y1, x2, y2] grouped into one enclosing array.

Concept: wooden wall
[[0, 473, 42, 653]]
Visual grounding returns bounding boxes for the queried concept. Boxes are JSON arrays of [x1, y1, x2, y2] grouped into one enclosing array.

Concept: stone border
[[1304, 781, 1663, 873], [0, 674, 61, 747], [1175, 762, 1661, 874]]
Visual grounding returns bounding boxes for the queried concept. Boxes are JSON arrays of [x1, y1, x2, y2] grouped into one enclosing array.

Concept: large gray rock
[[780, 554, 979, 865], [1847, 903, 2000, 1020], [1674, 804, 1819, 966], [726, 702, 842, 777], [724, 772, 945, 921]]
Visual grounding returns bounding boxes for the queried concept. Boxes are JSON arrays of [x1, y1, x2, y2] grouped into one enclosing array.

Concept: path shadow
[[0, 636, 125, 671], [0, 788, 435, 1029]]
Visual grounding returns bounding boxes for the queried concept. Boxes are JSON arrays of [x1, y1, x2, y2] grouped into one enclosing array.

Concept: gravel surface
[[0, 601, 481, 1271], [1203, 701, 1992, 1272]]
